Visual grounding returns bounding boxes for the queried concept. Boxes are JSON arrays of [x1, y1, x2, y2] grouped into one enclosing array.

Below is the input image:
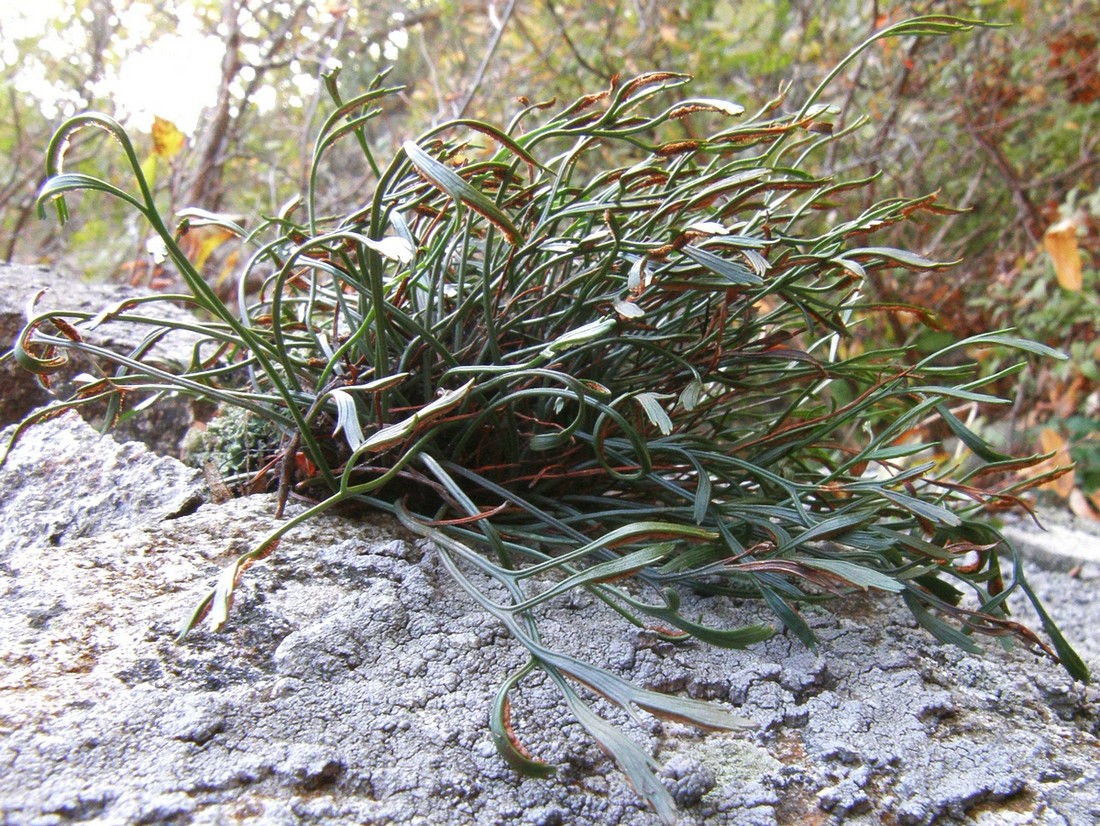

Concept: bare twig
[[824, 1, 879, 172], [456, 0, 520, 119], [966, 122, 1044, 244], [416, 26, 448, 125], [542, 0, 607, 82]]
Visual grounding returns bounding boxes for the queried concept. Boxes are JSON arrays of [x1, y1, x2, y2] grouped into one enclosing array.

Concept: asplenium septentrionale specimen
[[6, 15, 1088, 824]]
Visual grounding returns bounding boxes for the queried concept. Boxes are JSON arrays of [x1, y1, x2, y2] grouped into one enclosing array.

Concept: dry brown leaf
[[1051, 373, 1085, 420], [1069, 488, 1100, 520], [1043, 217, 1083, 292], [1036, 427, 1077, 498]]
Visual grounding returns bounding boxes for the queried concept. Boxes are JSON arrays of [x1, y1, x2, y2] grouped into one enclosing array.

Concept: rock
[[0, 412, 205, 565], [1002, 509, 1100, 571], [0, 262, 209, 455], [0, 415, 1098, 825]]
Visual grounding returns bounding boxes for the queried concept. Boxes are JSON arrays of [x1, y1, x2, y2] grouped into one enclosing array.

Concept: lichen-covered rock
[[0, 415, 1098, 825]]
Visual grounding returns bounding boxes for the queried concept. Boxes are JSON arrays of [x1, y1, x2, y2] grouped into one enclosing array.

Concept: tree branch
[[456, 0, 520, 119]]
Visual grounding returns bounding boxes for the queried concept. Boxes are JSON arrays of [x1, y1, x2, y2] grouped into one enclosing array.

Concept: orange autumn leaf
[[152, 116, 186, 160], [1043, 217, 1083, 292]]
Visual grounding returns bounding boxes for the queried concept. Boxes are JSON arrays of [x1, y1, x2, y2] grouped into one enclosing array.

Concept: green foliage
[[1067, 414, 1100, 493], [5, 16, 1089, 823]]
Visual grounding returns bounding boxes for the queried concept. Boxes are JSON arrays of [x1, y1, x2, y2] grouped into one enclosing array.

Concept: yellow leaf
[[193, 226, 234, 271], [1043, 217, 1083, 292], [178, 224, 234, 272], [214, 249, 241, 291], [152, 116, 186, 160]]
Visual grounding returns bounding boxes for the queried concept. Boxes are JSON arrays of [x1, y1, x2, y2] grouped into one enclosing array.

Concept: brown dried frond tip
[[655, 140, 702, 157]]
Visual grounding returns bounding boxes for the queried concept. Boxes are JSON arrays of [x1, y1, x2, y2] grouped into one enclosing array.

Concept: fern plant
[[4, 16, 1087, 824]]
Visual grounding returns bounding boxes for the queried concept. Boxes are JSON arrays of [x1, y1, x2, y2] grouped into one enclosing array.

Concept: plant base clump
[[4, 15, 1087, 824], [181, 406, 284, 486]]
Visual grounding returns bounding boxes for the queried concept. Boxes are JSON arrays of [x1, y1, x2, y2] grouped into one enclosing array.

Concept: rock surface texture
[[1, 414, 1099, 825]]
